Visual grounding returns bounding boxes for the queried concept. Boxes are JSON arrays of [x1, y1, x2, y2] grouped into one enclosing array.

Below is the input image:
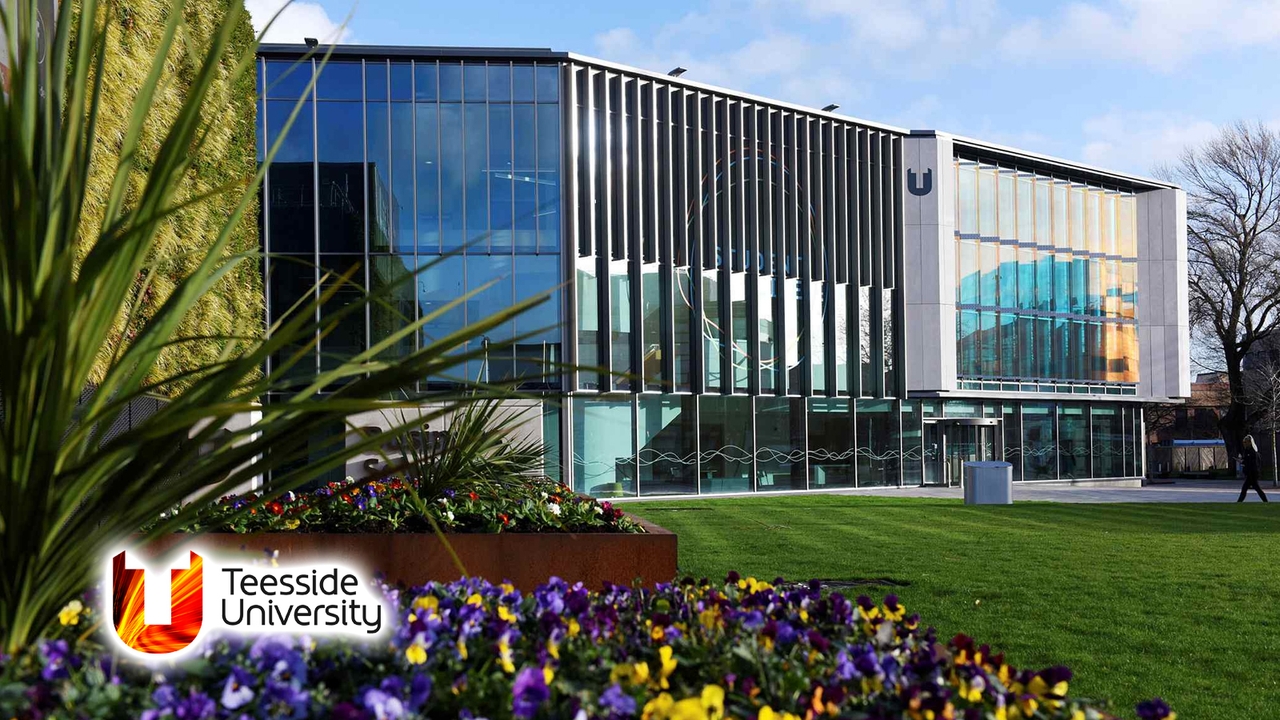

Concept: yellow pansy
[[498, 605, 518, 623], [700, 684, 725, 719], [542, 664, 555, 685], [412, 595, 440, 619], [456, 637, 468, 660], [466, 593, 484, 607], [658, 645, 678, 689], [651, 625, 666, 642], [500, 582, 515, 595], [698, 607, 721, 631], [498, 636, 515, 673], [568, 618, 581, 637], [283, 518, 300, 530], [642, 693, 675, 720], [547, 637, 560, 660], [405, 643, 427, 665], [758, 707, 802, 720], [58, 600, 84, 626]]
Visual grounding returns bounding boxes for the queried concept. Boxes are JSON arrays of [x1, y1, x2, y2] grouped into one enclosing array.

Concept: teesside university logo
[[105, 547, 387, 661]]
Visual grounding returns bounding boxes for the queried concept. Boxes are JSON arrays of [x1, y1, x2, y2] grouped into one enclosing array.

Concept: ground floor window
[[556, 395, 1145, 497]]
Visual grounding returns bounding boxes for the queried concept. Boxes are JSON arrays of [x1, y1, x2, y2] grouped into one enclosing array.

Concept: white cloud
[[1078, 111, 1221, 175], [245, 0, 353, 45], [999, 0, 1280, 72]]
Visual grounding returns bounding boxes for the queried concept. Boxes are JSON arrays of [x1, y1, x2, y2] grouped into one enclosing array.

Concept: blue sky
[[247, 0, 1280, 177]]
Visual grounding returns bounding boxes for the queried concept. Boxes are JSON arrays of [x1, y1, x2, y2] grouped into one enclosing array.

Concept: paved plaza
[[836, 479, 1274, 503]]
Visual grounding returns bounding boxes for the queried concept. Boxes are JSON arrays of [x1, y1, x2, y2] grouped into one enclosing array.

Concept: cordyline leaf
[[0, 0, 558, 655]]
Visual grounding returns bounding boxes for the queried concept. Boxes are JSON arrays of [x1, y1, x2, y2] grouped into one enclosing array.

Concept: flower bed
[[176, 478, 643, 535], [5, 574, 1174, 720]]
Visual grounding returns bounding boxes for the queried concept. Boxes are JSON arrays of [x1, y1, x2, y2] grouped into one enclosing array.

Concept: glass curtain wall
[[954, 158, 1138, 392], [260, 56, 562, 392], [566, 61, 901, 400]]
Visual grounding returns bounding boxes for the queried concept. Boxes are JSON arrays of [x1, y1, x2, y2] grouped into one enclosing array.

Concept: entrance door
[[941, 423, 999, 487]]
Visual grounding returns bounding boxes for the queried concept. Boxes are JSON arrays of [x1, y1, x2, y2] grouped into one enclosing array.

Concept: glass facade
[[257, 50, 1158, 496], [260, 55, 562, 392], [563, 394, 1143, 496], [954, 158, 1138, 393]]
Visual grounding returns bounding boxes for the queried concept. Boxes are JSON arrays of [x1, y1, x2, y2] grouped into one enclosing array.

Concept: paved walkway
[[835, 480, 1275, 503]]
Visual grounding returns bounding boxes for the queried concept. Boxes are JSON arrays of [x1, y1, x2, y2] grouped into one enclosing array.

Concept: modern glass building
[[256, 45, 1191, 495]]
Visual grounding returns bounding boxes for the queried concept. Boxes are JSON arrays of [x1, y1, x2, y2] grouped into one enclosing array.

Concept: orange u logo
[[110, 550, 204, 654]]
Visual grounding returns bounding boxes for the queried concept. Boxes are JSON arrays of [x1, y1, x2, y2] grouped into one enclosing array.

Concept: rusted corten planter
[[149, 515, 676, 590]]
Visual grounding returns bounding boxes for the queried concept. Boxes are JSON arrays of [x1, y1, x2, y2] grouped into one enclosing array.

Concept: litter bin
[[963, 461, 1013, 505]]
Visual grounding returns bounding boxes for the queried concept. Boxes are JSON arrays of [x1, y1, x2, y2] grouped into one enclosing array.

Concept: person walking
[[1237, 434, 1269, 503]]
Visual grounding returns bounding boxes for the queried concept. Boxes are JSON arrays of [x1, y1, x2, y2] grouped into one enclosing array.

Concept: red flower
[[267, 501, 284, 516], [468, 491, 479, 501], [499, 513, 510, 526]]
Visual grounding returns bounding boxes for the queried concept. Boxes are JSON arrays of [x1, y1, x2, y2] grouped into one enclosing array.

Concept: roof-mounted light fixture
[[668, 66, 687, 77], [304, 37, 319, 48], [822, 103, 840, 112]]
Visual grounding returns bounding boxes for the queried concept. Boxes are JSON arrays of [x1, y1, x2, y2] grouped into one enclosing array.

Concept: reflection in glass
[[1002, 404, 1022, 481], [466, 255, 514, 382], [266, 100, 314, 254], [417, 255, 464, 383], [638, 396, 697, 496], [1022, 403, 1056, 480], [611, 262, 633, 390], [759, 275, 777, 393], [542, 403, 560, 482], [1092, 405, 1123, 478], [513, 104, 537, 252], [319, 256, 366, 372], [1058, 404, 1088, 479], [756, 398, 806, 491], [573, 399, 635, 497], [901, 401, 923, 486], [856, 399, 899, 487], [464, 104, 489, 249], [391, 103, 415, 251], [640, 266, 664, 391], [415, 60, 437, 102], [703, 273, 721, 391], [536, 104, 561, 252], [808, 399, 854, 488], [489, 103, 513, 250], [673, 267, 693, 391], [316, 101, 366, 252], [514, 255, 561, 384], [811, 282, 826, 394], [316, 62, 362, 101], [365, 102, 391, 252], [369, 255, 416, 360], [416, 103, 440, 252], [577, 260, 599, 390], [268, 256, 316, 380], [700, 396, 753, 494], [439, 104, 464, 251], [731, 274, 750, 392], [266, 60, 312, 99]]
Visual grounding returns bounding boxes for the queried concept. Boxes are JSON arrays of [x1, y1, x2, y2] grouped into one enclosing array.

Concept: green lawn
[[629, 496, 1280, 720]]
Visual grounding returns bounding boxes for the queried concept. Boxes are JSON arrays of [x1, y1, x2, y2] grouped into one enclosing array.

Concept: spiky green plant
[[0, 0, 547, 653], [378, 395, 549, 501]]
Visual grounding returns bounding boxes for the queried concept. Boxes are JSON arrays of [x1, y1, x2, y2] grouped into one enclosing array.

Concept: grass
[[628, 496, 1280, 720]]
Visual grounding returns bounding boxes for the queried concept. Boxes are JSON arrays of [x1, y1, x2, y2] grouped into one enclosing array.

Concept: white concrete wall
[[1136, 188, 1192, 400], [903, 133, 957, 394]]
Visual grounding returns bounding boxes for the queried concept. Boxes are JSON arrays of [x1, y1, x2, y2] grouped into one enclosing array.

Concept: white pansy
[[547, 502, 561, 516]]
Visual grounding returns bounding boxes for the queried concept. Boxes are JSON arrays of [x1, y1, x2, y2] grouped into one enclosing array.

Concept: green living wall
[[77, 0, 262, 392]]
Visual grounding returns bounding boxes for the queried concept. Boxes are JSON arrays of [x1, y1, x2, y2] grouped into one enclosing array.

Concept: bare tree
[[1162, 122, 1280, 456], [1245, 344, 1280, 486]]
